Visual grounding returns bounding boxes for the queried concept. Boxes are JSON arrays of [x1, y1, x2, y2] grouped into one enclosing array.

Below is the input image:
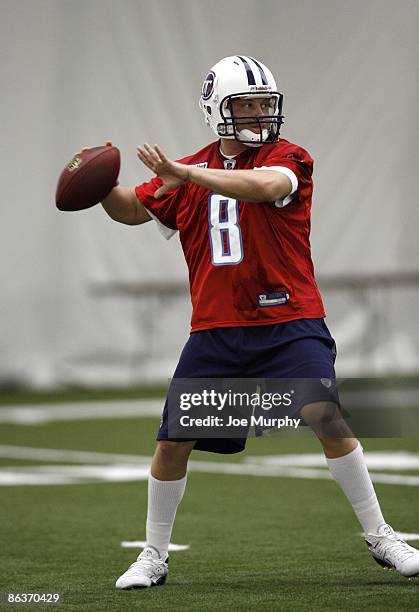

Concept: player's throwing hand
[[137, 143, 189, 198]]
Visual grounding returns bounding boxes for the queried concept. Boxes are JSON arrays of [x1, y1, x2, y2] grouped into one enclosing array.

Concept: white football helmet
[[199, 55, 284, 147]]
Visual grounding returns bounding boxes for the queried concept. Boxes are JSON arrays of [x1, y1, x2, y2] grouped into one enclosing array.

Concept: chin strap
[[236, 128, 270, 147]]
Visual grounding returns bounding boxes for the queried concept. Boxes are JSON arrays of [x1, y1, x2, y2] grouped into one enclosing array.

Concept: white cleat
[[365, 524, 419, 578], [115, 545, 169, 589]]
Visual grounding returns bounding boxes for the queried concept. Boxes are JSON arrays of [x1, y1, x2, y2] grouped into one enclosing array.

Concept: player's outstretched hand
[[137, 143, 189, 198]]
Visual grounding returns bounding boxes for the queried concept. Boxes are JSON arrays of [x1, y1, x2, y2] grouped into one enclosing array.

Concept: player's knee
[[301, 401, 353, 438], [155, 440, 195, 463], [319, 436, 358, 458], [301, 401, 338, 424]]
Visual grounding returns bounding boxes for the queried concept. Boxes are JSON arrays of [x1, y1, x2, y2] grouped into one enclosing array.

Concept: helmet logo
[[201, 71, 215, 100], [249, 85, 271, 92]]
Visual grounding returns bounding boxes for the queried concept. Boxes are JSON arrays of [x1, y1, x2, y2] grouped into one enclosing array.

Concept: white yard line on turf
[[0, 446, 419, 486], [245, 451, 419, 470], [0, 400, 162, 424], [359, 532, 419, 542], [2, 464, 419, 486], [0, 444, 151, 464], [121, 541, 190, 551], [190, 462, 419, 486], [2, 446, 419, 470], [0, 465, 149, 485]]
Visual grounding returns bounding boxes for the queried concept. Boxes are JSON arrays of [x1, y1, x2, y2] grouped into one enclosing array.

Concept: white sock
[[146, 473, 187, 559], [326, 442, 385, 535]]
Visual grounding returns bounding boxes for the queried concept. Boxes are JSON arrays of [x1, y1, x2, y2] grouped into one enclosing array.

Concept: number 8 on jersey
[[208, 194, 244, 265]]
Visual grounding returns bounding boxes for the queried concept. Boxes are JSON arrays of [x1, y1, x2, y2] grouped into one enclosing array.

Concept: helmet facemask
[[218, 92, 284, 146]]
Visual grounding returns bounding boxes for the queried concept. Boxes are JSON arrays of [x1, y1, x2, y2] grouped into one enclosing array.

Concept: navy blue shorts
[[157, 318, 339, 454]]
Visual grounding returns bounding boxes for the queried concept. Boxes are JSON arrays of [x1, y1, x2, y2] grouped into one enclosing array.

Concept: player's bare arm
[[187, 164, 291, 202], [137, 143, 292, 202], [102, 185, 151, 226]]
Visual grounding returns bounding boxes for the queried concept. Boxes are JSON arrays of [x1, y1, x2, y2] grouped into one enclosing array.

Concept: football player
[[97, 56, 419, 587]]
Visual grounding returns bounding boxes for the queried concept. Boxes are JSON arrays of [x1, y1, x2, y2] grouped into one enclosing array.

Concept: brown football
[[55, 145, 120, 211]]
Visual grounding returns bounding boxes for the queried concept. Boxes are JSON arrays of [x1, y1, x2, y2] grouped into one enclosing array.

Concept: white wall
[[1, 0, 418, 386]]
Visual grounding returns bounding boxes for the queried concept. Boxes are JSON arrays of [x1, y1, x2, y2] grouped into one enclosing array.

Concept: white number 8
[[208, 194, 244, 265]]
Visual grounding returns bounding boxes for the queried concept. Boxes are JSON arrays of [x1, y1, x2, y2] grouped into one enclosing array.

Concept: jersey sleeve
[[254, 143, 313, 208], [135, 178, 186, 240]]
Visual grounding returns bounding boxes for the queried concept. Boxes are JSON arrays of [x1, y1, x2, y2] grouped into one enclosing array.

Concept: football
[[55, 145, 120, 211]]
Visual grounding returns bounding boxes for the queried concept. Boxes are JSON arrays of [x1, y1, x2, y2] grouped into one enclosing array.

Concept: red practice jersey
[[135, 139, 325, 332]]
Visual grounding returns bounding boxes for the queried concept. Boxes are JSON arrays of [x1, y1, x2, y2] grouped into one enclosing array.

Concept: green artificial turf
[[0, 394, 418, 611], [0, 474, 418, 611]]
